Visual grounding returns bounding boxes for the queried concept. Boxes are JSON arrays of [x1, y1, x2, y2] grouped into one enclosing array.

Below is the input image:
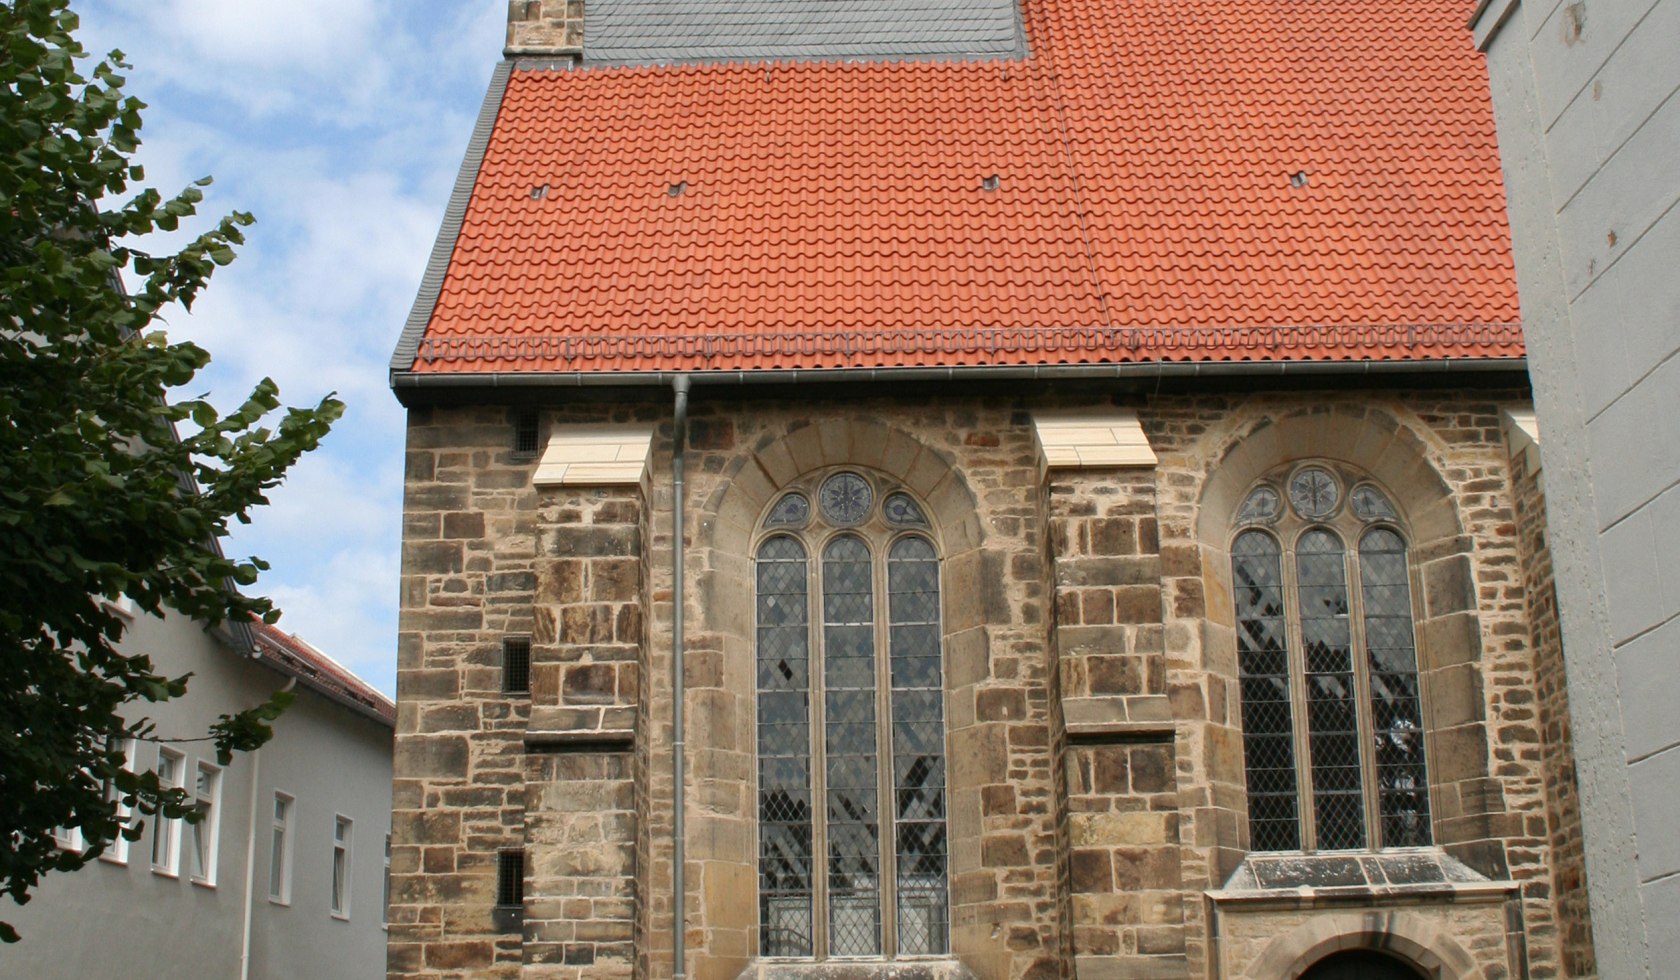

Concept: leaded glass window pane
[[883, 493, 929, 528], [888, 537, 947, 955], [820, 473, 874, 526], [1296, 529, 1366, 851], [1232, 531, 1300, 851], [1350, 485, 1397, 523], [768, 492, 812, 528], [1231, 465, 1434, 855], [1237, 486, 1282, 525], [1289, 467, 1340, 519], [1360, 528, 1431, 847], [822, 536, 881, 957], [756, 536, 814, 957], [755, 477, 949, 961]]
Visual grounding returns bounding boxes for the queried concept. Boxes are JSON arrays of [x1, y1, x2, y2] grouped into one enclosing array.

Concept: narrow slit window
[[503, 637, 531, 695], [513, 410, 540, 456], [497, 849, 525, 908]]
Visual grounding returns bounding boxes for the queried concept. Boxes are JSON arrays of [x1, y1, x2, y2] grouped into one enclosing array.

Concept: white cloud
[[263, 545, 401, 696], [70, 0, 510, 690]]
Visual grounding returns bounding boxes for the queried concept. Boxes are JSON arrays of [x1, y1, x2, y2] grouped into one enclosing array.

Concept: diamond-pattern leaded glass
[[755, 477, 949, 961], [756, 536, 813, 956], [1360, 528, 1431, 847], [1231, 531, 1300, 851], [1296, 528, 1366, 850], [822, 536, 881, 957], [887, 537, 948, 955], [820, 473, 874, 526], [1231, 465, 1435, 856]]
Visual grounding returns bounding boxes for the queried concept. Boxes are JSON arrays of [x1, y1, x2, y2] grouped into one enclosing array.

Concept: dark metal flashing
[[389, 60, 514, 373], [390, 357, 1530, 407], [582, 0, 1029, 67]]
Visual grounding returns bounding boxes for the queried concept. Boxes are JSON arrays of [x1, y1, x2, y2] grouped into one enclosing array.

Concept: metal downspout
[[671, 375, 690, 980]]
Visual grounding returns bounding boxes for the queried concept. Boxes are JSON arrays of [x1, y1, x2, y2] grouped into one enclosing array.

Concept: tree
[[0, 0, 343, 940]]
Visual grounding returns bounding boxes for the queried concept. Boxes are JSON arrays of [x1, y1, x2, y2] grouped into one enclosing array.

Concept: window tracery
[[754, 472, 949, 959], [1231, 462, 1431, 852]]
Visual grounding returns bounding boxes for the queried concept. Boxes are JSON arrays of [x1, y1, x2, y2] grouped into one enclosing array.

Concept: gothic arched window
[[1230, 462, 1431, 852], [755, 471, 949, 960]]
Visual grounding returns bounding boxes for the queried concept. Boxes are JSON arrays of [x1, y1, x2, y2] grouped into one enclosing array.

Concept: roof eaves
[[390, 356, 1530, 405], [252, 626, 397, 729], [389, 59, 516, 377]]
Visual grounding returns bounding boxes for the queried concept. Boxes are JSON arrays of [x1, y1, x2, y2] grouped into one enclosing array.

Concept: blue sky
[[78, 0, 509, 694]]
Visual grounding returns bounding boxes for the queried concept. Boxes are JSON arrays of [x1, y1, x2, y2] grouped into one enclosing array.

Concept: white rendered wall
[[0, 608, 392, 978], [1473, 0, 1680, 975]]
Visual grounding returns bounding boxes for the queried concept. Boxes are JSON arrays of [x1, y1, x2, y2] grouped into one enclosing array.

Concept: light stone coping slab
[[1062, 695, 1175, 737], [1501, 405, 1541, 474], [533, 423, 655, 487], [1032, 408, 1157, 469]]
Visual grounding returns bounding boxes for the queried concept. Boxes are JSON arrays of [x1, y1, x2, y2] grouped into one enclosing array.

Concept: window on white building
[[189, 762, 221, 885], [269, 793, 294, 904], [151, 748, 184, 876], [100, 738, 139, 865], [51, 825, 83, 853], [383, 833, 392, 929], [331, 815, 352, 919]]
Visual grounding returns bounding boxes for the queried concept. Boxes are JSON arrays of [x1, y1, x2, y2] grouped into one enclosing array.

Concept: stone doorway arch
[[1300, 949, 1428, 980]]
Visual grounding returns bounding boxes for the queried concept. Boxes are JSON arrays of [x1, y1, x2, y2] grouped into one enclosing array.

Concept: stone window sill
[[1208, 849, 1515, 910], [736, 960, 977, 980]]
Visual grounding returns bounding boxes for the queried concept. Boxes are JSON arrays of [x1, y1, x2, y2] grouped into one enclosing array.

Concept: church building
[[387, 1, 1594, 977]]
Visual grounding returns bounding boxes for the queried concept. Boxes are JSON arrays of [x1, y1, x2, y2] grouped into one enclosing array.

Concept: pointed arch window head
[[1231, 462, 1431, 853], [753, 471, 948, 961]]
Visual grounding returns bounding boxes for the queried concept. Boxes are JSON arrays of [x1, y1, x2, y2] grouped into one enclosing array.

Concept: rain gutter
[[390, 357, 1529, 398]]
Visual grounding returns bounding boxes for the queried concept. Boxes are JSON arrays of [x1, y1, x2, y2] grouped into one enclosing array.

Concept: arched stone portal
[[1300, 949, 1428, 980]]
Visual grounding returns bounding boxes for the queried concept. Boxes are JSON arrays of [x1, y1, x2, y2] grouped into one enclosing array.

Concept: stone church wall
[[390, 388, 1592, 980]]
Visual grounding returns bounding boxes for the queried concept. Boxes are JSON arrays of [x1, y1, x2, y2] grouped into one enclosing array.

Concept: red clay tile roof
[[252, 621, 396, 727], [403, 0, 1520, 375]]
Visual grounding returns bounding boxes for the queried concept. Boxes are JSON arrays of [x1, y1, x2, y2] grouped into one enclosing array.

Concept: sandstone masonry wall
[[391, 389, 1588, 980]]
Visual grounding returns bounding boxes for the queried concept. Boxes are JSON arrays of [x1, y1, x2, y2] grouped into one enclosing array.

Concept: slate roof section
[[398, 0, 1521, 376], [252, 621, 396, 727], [583, 0, 1028, 65]]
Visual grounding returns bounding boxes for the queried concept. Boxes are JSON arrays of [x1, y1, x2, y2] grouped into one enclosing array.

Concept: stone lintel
[[1032, 408, 1157, 469], [533, 423, 654, 487]]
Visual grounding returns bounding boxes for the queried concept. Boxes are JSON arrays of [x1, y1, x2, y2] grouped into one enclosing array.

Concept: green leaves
[[0, 0, 341, 939]]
